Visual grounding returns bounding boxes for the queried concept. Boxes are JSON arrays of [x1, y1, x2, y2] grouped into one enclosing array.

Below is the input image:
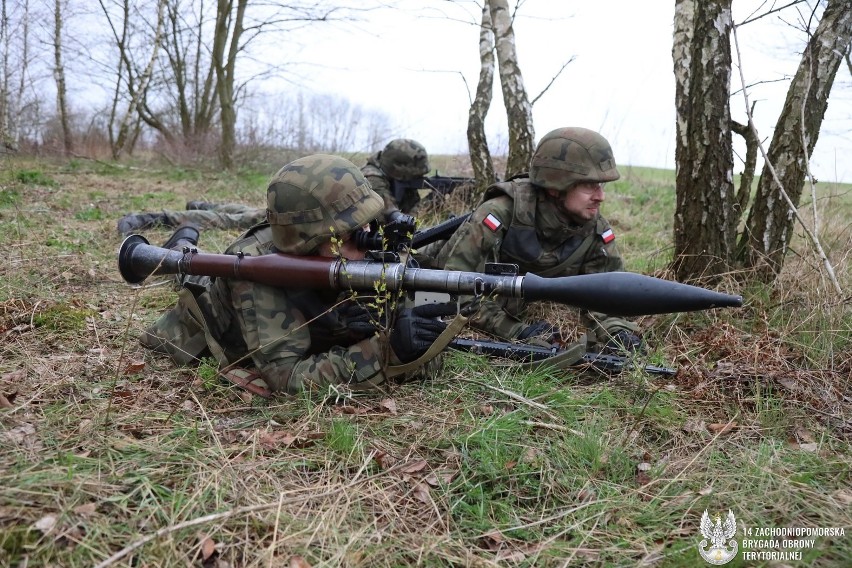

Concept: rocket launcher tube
[[118, 235, 743, 316]]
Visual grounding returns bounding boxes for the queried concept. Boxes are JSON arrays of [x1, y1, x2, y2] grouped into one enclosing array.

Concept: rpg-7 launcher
[[118, 236, 743, 318], [391, 173, 475, 203]]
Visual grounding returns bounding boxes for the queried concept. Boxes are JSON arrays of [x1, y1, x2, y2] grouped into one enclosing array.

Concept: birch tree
[[488, 0, 534, 179], [671, 0, 737, 283], [738, 0, 852, 280], [466, 3, 497, 194]]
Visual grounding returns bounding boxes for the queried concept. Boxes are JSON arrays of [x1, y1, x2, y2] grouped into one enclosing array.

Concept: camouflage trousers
[[162, 203, 264, 230]]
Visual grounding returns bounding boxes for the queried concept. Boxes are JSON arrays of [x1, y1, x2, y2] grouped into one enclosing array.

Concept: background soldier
[[428, 127, 643, 354], [139, 154, 446, 396], [116, 138, 431, 235]]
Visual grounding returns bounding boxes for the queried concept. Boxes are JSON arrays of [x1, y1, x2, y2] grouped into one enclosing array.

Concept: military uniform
[[139, 154, 426, 396], [434, 179, 636, 342], [161, 203, 265, 230], [362, 138, 430, 218], [141, 224, 392, 394]]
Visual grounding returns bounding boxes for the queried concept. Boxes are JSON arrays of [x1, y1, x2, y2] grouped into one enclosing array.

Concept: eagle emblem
[[698, 509, 738, 565]]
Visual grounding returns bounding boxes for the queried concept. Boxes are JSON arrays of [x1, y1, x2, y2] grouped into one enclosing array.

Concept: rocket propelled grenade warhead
[[118, 236, 743, 316], [520, 272, 743, 316]]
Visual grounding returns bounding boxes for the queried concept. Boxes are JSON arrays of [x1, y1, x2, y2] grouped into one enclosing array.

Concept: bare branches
[[731, 25, 842, 295]]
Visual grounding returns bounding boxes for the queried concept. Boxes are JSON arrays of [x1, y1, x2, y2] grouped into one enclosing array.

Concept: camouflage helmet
[[266, 154, 383, 255], [530, 127, 620, 191], [378, 138, 430, 180]]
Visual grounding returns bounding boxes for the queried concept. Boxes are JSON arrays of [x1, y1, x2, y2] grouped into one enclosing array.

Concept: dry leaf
[[707, 421, 737, 435], [372, 450, 395, 470], [73, 502, 97, 516], [412, 481, 431, 504], [637, 462, 652, 472], [682, 419, 706, 433], [34, 514, 57, 533], [1, 369, 26, 382], [379, 398, 397, 414], [480, 404, 494, 416], [698, 486, 713, 496], [399, 459, 428, 474], [199, 535, 216, 560], [0, 394, 13, 408], [290, 555, 312, 568], [797, 442, 819, 453], [123, 361, 145, 374]]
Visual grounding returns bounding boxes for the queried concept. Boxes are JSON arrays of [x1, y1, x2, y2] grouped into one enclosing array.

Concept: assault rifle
[[354, 213, 471, 252], [391, 173, 475, 203], [118, 236, 743, 318], [449, 337, 677, 376]]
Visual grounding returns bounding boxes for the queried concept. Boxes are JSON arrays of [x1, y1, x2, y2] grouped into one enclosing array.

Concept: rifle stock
[[118, 235, 743, 317]]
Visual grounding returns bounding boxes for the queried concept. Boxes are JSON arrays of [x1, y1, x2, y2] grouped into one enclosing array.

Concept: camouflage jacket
[[437, 178, 638, 341], [141, 224, 392, 395], [361, 153, 420, 218]]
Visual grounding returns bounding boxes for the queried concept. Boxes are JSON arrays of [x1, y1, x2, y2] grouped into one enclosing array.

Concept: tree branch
[[731, 26, 842, 295]]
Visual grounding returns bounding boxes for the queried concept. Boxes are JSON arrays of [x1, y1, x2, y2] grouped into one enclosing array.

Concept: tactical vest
[[482, 180, 612, 276]]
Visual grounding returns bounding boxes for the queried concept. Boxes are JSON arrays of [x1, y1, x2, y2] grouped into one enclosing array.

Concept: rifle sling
[[385, 312, 470, 378]]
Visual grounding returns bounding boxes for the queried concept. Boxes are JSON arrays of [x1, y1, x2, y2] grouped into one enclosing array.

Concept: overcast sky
[[269, 0, 851, 183]]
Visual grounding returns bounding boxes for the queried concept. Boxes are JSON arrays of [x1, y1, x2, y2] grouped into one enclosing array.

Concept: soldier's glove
[[602, 330, 645, 356], [343, 303, 387, 337], [389, 305, 449, 363], [517, 320, 559, 343]]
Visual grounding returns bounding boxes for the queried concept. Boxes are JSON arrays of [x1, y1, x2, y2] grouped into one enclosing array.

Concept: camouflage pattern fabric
[[141, 225, 394, 395], [379, 139, 429, 181], [267, 154, 384, 255], [362, 152, 422, 218], [530, 127, 620, 190], [160, 203, 265, 230], [435, 178, 638, 342]]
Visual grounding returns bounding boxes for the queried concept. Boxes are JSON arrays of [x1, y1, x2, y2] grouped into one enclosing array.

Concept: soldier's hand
[[603, 330, 644, 356], [342, 302, 386, 336], [389, 305, 448, 363]]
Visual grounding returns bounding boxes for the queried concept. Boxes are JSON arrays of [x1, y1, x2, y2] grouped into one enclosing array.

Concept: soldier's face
[[546, 182, 605, 222]]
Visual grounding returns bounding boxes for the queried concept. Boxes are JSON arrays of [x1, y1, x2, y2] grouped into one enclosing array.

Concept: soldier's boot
[[186, 201, 216, 211], [117, 212, 169, 235], [161, 223, 200, 250]]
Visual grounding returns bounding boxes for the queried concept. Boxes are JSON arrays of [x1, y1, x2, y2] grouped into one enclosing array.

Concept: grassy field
[[0, 154, 850, 567]]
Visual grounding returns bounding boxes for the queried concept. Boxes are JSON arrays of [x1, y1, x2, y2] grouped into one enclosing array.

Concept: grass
[[0, 153, 850, 566]]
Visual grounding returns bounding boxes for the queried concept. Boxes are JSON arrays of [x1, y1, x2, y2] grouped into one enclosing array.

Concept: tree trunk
[[467, 3, 497, 196], [488, 0, 534, 180], [671, 0, 737, 283], [213, 0, 246, 170], [739, 0, 852, 279], [53, 0, 72, 155]]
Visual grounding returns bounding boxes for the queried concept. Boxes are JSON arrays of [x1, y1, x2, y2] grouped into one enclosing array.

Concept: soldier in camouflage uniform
[[117, 202, 265, 236], [140, 154, 447, 396], [430, 127, 642, 353], [361, 138, 431, 219], [116, 139, 430, 235]]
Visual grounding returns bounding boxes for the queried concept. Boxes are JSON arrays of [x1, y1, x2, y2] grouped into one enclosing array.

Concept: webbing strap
[[385, 313, 470, 378]]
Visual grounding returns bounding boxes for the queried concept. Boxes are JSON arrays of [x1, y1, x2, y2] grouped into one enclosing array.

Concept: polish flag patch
[[601, 228, 615, 243], [483, 213, 502, 232]]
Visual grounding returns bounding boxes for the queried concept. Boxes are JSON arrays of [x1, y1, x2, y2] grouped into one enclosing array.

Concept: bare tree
[[671, 0, 738, 282], [738, 0, 852, 279], [466, 3, 497, 193], [52, 0, 72, 154], [488, 0, 534, 179]]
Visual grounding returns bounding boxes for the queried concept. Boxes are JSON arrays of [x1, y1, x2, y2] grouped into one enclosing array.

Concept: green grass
[[0, 155, 850, 566]]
